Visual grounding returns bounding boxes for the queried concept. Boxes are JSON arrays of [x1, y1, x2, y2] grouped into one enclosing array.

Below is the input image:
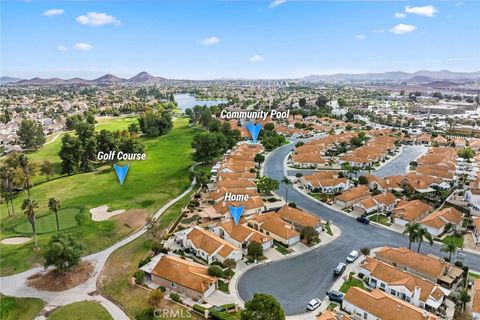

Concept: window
[[390, 289, 397, 296], [363, 312, 367, 319], [171, 282, 176, 288]]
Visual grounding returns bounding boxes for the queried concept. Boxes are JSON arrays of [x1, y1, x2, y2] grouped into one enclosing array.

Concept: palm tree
[[282, 177, 292, 204], [19, 154, 31, 199], [402, 222, 420, 250], [48, 198, 61, 232], [364, 165, 374, 174], [441, 239, 457, 262], [416, 227, 433, 253], [22, 199, 39, 249], [458, 289, 471, 311]]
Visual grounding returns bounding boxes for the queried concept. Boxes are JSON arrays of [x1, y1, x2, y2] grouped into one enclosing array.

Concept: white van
[[346, 250, 359, 263], [307, 298, 321, 311]]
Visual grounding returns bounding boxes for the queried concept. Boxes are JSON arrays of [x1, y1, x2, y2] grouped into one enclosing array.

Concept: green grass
[[275, 245, 289, 255], [443, 235, 464, 248], [0, 295, 44, 320], [324, 223, 333, 236], [181, 214, 200, 224], [368, 214, 392, 226], [48, 301, 113, 320], [95, 117, 137, 132], [159, 188, 197, 230], [469, 272, 480, 279], [339, 276, 365, 293], [218, 280, 230, 293], [327, 303, 339, 310], [14, 207, 80, 234], [0, 118, 198, 275]]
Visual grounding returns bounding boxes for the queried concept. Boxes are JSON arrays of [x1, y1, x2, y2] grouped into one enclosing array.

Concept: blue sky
[[1, 0, 479, 79]]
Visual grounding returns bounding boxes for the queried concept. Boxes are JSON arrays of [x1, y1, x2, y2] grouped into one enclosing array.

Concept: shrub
[[210, 310, 236, 320], [133, 270, 144, 285], [159, 286, 166, 292], [193, 304, 207, 313], [360, 247, 371, 256], [138, 256, 152, 268], [148, 289, 164, 307], [224, 268, 235, 278], [208, 265, 224, 277], [135, 308, 154, 320], [170, 292, 181, 303]]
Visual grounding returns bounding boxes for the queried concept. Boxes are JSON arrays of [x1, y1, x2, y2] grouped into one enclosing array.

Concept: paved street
[[237, 142, 480, 316], [374, 145, 428, 177]]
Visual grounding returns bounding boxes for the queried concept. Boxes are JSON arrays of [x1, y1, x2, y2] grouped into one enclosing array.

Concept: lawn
[[0, 295, 44, 320], [368, 214, 392, 226], [218, 280, 230, 293], [0, 118, 198, 275], [324, 223, 333, 236], [469, 272, 480, 279], [339, 276, 366, 293], [95, 116, 137, 131], [275, 244, 289, 255], [443, 235, 464, 248], [47, 301, 113, 320]]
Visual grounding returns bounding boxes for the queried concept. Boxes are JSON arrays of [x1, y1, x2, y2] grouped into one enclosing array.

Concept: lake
[[174, 93, 228, 111]]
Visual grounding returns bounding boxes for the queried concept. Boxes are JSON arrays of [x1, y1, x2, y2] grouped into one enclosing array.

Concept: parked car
[[334, 262, 346, 276], [346, 250, 359, 263], [356, 216, 370, 224], [326, 290, 344, 303], [306, 298, 321, 311]]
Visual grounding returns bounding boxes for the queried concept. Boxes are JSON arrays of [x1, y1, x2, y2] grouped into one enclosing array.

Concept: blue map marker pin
[[246, 123, 262, 144], [229, 206, 245, 225], [113, 164, 129, 185]]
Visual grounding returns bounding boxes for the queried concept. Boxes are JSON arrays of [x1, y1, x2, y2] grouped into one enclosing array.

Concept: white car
[[307, 298, 321, 311], [346, 250, 359, 263]]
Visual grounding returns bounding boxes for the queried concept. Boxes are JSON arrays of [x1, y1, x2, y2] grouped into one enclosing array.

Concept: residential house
[[316, 310, 352, 320], [276, 204, 324, 233], [140, 254, 217, 301], [211, 220, 273, 251], [246, 212, 300, 246], [375, 247, 463, 288], [473, 279, 480, 320], [292, 152, 326, 168], [177, 226, 242, 264], [474, 217, 480, 245], [392, 200, 433, 226], [343, 287, 438, 320], [302, 171, 349, 193], [360, 257, 450, 311], [353, 192, 398, 215], [419, 207, 464, 237], [334, 185, 370, 208]]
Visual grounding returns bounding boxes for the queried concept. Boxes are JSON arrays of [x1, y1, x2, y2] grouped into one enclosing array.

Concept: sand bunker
[[1, 237, 31, 245], [90, 205, 125, 221]]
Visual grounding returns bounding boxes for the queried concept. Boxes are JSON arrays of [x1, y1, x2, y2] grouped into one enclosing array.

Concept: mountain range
[[1, 70, 479, 85]]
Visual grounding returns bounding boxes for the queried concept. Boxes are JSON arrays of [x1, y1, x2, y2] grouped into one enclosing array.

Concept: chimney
[[413, 286, 421, 303]]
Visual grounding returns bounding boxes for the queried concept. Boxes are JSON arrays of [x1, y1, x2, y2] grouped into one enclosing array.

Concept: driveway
[[237, 142, 480, 316]]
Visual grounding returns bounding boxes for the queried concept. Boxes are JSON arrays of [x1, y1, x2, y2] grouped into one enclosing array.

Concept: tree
[[254, 153, 265, 165], [40, 160, 55, 180], [416, 226, 433, 253], [75, 122, 96, 172], [344, 111, 354, 121], [223, 258, 237, 270], [43, 232, 83, 273], [241, 293, 285, 320], [299, 97, 306, 108], [17, 119, 46, 150], [192, 132, 227, 163], [281, 177, 291, 203], [256, 176, 279, 195], [208, 265, 223, 277], [148, 289, 164, 307], [301, 226, 318, 245], [0, 166, 15, 218], [360, 247, 371, 256], [18, 153, 32, 199], [402, 222, 420, 250], [138, 110, 173, 137], [22, 199, 39, 249], [358, 176, 368, 185], [59, 134, 83, 175], [48, 198, 61, 232], [441, 239, 457, 261], [458, 148, 475, 160], [128, 122, 140, 134], [247, 241, 263, 260], [458, 289, 471, 311]]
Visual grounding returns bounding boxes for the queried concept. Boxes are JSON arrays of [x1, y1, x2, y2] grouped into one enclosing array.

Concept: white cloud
[[372, 29, 385, 34], [200, 36, 220, 46], [56, 45, 68, 52], [76, 12, 121, 26], [390, 24, 417, 35], [405, 5, 438, 17], [42, 9, 64, 16], [394, 12, 406, 19], [355, 34, 365, 40], [270, 0, 287, 8], [74, 43, 93, 51], [249, 54, 264, 63]]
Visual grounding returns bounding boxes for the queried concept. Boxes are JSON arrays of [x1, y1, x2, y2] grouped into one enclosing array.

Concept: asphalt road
[[237, 142, 480, 316]]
